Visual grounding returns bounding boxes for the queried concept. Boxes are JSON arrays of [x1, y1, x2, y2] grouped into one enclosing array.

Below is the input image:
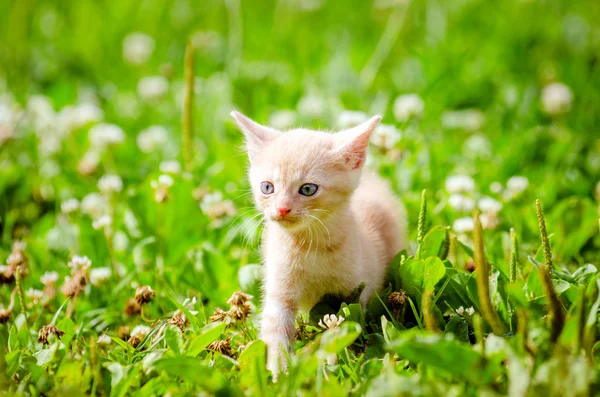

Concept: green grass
[[1, 0, 600, 395]]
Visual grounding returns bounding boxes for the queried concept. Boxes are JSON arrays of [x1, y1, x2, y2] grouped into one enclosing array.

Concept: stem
[[473, 210, 507, 335], [422, 289, 438, 333], [509, 228, 518, 283], [66, 296, 77, 319], [416, 190, 427, 259], [182, 40, 195, 171], [360, 4, 408, 88], [438, 227, 450, 260], [15, 267, 34, 346]]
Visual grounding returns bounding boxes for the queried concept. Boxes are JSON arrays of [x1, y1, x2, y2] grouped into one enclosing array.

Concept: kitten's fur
[[231, 111, 407, 374]]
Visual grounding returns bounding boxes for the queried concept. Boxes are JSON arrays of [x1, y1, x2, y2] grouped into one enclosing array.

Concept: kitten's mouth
[[270, 215, 300, 227]]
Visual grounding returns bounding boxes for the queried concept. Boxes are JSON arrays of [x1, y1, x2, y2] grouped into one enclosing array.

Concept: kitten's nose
[[277, 207, 292, 217]]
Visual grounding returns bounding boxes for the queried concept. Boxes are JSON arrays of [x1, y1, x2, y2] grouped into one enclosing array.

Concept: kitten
[[231, 111, 408, 374]]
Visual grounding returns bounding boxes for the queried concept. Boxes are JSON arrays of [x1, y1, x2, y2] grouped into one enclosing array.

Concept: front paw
[[265, 337, 290, 377]]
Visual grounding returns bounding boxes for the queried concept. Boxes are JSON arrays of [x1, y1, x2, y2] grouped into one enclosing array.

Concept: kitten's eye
[[260, 181, 274, 195], [299, 183, 318, 197]]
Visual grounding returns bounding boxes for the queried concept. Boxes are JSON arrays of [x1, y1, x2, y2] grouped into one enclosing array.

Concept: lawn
[[1, 0, 600, 395]]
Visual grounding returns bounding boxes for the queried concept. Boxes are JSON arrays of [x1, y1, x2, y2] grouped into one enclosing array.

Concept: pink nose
[[277, 207, 292, 217]]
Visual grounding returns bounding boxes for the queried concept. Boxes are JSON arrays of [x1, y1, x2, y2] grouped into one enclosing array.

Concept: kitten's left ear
[[334, 115, 381, 170], [231, 111, 281, 162]]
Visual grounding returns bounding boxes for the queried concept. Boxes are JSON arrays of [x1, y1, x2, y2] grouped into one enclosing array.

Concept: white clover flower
[[465, 307, 475, 316], [40, 159, 61, 178], [78, 150, 100, 176], [137, 76, 169, 101], [41, 271, 59, 286], [441, 109, 485, 131], [26, 288, 44, 305], [27, 95, 56, 131], [478, 197, 502, 214], [150, 174, 174, 189], [92, 215, 113, 231], [541, 82, 573, 116], [97, 334, 112, 345], [269, 110, 296, 130], [89, 123, 125, 148], [393, 94, 424, 122], [481, 212, 500, 230], [61, 198, 80, 214], [453, 217, 475, 234], [98, 174, 123, 194], [200, 191, 235, 225], [159, 160, 182, 174], [337, 110, 368, 129], [90, 267, 111, 286], [318, 314, 345, 330], [490, 182, 503, 194], [123, 33, 155, 65], [372, 124, 401, 150], [463, 134, 492, 159], [151, 174, 175, 203], [297, 94, 326, 118], [69, 255, 92, 271], [506, 176, 529, 198], [448, 194, 476, 212], [81, 193, 107, 219], [455, 306, 465, 316], [113, 231, 129, 252], [131, 325, 151, 339], [137, 125, 168, 153], [445, 175, 475, 194], [58, 103, 103, 131]]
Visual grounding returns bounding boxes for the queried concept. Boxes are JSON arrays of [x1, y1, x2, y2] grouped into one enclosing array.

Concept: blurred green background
[[1, 0, 600, 319]]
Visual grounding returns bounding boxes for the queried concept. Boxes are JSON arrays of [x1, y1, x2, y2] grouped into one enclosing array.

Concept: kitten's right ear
[[231, 111, 280, 162]]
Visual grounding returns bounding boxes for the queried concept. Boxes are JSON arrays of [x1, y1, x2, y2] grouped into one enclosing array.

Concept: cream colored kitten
[[231, 111, 408, 374]]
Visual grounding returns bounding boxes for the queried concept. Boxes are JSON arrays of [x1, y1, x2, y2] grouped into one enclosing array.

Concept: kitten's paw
[[265, 339, 290, 380]]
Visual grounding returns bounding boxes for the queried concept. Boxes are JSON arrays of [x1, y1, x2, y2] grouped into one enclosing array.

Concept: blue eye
[[299, 183, 318, 196], [260, 181, 274, 195]]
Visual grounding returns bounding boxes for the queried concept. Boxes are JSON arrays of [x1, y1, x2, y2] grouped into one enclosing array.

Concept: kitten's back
[[350, 172, 407, 263]]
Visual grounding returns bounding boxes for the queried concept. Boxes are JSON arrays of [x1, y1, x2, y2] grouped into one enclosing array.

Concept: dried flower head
[[61, 269, 89, 298], [128, 336, 141, 348], [0, 307, 11, 324], [207, 336, 234, 357], [3, 241, 29, 283], [0, 265, 15, 285], [388, 290, 407, 308], [167, 309, 187, 331], [135, 286, 156, 305], [318, 314, 345, 330], [38, 324, 64, 345], [228, 303, 252, 321], [117, 326, 131, 341], [227, 291, 252, 307], [209, 308, 228, 323], [124, 298, 142, 316]]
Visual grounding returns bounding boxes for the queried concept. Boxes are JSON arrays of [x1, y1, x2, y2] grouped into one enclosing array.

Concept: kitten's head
[[231, 111, 381, 231]]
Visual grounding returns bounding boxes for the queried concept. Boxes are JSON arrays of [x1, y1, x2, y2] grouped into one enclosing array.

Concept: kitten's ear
[[230, 111, 280, 162], [333, 115, 381, 170]]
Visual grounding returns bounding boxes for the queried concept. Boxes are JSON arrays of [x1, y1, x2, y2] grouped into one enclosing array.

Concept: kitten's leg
[[260, 295, 296, 376]]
